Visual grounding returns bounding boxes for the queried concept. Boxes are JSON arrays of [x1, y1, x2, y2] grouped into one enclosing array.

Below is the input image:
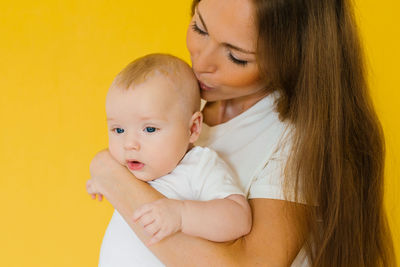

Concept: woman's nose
[[192, 42, 218, 74]]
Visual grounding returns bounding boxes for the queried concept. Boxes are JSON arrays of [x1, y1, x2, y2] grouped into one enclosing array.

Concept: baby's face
[[106, 73, 193, 181]]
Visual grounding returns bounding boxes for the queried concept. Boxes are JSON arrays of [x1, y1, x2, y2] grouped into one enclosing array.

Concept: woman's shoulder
[[197, 92, 289, 147], [248, 128, 306, 204]]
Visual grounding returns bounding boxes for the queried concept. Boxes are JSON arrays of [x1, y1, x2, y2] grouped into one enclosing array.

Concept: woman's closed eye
[[227, 52, 248, 66], [191, 22, 207, 36], [192, 21, 249, 67]]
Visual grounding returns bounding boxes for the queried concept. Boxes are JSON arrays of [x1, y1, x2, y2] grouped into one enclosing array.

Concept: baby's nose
[[124, 138, 140, 151]]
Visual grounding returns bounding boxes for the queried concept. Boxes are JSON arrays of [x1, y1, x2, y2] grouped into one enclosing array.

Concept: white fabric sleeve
[[248, 153, 287, 200], [190, 148, 245, 201], [248, 137, 306, 204]]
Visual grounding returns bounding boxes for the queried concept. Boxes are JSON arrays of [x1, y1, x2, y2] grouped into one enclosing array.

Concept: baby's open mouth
[[126, 160, 145, 171]]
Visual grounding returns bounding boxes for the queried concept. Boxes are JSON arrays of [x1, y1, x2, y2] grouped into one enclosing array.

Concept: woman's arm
[[90, 150, 306, 266], [132, 194, 251, 245]]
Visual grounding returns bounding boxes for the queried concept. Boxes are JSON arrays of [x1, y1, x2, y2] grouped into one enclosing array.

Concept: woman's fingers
[[89, 193, 103, 201], [86, 180, 101, 201], [86, 180, 93, 193]]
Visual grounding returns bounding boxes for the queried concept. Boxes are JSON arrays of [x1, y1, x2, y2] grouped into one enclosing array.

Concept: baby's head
[[106, 54, 202, 181]]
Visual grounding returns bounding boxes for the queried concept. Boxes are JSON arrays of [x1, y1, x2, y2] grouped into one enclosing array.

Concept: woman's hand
[[86, 178, 104, 201], [87, 148, 164, 217], [89, 149, 120, 182], [88, 149, 126, 196], [86, 149, 120, 201]]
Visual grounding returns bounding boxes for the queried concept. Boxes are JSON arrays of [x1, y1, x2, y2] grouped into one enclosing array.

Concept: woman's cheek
[[222, 65, 262, 89]]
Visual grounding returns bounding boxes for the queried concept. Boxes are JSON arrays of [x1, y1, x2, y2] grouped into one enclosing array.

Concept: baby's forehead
[[107, 82, 191, 125], [109, 72, 184, 105]]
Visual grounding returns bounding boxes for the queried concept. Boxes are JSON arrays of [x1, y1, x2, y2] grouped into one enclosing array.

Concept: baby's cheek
[[161, 152, 184, 174], [150, 137, 185, 174], [108, 141, 123, 164], [150, 151, 172, 175]]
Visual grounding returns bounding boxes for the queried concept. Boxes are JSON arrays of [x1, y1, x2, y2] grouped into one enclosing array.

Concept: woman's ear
[[189, 111, 203, 143]]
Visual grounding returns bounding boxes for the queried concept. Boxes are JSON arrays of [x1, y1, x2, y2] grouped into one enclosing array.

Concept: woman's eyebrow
[[196, 7, 255, 55], [196, 7, 209, 32], [223, 43, 255, 54]]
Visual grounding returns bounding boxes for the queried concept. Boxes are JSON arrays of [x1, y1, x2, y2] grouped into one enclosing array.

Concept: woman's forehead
[[197, 0, 257, 53]]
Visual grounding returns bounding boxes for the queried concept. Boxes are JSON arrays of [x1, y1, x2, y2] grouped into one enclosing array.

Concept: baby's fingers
[[147, 229, 167, 246], [136, 213, 155, 228], [143, 219, 161, 236], [133, 204, 153, 222]]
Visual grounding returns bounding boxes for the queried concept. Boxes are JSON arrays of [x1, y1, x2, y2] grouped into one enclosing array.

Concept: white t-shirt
[[98, 146, 244, 267], [196, 92, 309, 266], [196, 92, 293, 200]]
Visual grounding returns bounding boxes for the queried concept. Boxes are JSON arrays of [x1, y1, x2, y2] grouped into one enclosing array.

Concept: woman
[[89, 0, 396, 266]]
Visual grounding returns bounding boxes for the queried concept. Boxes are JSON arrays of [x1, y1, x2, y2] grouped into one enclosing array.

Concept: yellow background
[[0, 0, 398, 266]]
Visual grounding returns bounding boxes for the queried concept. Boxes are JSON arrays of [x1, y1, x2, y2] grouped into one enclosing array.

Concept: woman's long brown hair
[[192, 0, 396, 266]]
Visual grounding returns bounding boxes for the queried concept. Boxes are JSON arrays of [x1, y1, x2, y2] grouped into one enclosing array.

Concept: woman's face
[[186, 0, 265, 102]]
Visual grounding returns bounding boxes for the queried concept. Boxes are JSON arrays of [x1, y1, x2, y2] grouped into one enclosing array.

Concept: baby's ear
[[189, 111, 203, 143]]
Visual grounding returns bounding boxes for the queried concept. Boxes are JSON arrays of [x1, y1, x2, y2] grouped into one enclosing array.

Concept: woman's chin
[[200, 90, 220, 102]]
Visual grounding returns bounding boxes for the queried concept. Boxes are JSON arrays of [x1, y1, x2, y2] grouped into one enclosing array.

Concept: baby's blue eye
[[115, 128, 124, 134], [144, 127, 157, 133]]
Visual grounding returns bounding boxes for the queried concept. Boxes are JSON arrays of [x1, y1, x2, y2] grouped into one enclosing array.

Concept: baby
[[87, 54, 251, 266]]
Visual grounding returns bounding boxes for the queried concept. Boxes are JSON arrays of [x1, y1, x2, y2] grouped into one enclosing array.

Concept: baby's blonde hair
[[110, 53, 200, 114]]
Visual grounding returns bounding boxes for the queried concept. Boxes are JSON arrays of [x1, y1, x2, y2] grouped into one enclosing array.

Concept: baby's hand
[[86, 179, 104, 201], [133, 199, 184, 245]]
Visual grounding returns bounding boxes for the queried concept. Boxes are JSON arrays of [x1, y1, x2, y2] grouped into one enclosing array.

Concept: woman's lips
[[126, 160, 144, 171], [199, 81, 214, 91]]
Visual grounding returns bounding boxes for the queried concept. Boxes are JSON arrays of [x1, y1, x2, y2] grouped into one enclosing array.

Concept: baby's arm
[[133, 194, 251, 245], [181, 194, 252, 241]]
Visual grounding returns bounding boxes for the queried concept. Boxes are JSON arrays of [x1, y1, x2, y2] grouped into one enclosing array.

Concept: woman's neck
[[202, 91, 269, 126]]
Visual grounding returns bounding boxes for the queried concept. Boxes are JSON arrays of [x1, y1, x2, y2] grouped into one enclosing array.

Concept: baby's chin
[[127, 168, 159, 182]]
